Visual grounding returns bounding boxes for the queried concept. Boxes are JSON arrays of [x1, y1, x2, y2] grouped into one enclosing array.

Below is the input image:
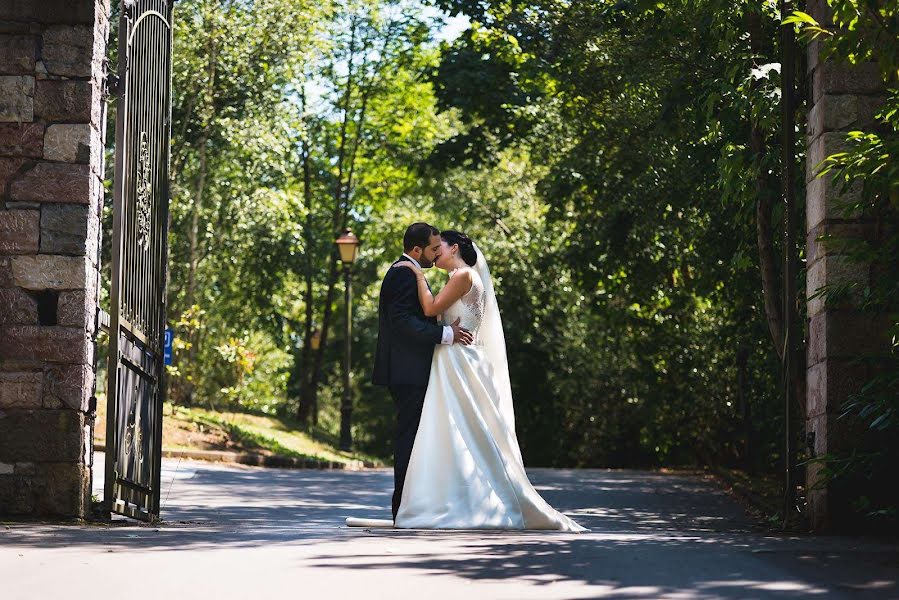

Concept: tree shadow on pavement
[[2, 465, 897, 598]]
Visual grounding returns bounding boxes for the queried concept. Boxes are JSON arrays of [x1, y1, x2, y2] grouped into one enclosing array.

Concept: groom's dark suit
[[372, 256, 443, 520]]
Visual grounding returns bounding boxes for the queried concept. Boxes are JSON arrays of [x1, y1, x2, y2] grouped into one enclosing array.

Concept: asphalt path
[[1, 455, 897, 599]]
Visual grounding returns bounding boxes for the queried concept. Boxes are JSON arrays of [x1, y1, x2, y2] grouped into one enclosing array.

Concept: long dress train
[[393, 261, 585, 532]]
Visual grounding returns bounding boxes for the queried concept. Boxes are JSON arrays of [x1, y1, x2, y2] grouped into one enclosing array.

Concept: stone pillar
[[804, 1, 889, 531], [0, 0, 108, 519]]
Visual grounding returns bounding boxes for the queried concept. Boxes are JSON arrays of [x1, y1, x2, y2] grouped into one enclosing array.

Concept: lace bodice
[[442, 268, 485, 340]]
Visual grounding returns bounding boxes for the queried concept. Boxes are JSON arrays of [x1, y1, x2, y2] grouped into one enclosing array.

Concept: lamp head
[[335, 229, 360, 265]]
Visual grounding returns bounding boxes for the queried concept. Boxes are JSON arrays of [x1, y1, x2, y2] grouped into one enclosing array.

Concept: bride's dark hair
[[440, 230, 477, 267]]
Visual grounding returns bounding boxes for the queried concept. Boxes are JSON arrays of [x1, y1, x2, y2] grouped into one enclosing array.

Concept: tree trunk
[[185, 137, 207, 311], [180, 135, 208, 406], [340, 19, 399, 228], [296, 87, 316, 424], [748, 8, 785, 362], [737, 343, 753, 472], [305, 15, 403, 418], [309, 259, 339, 421], [181, 4, 217, 405], [307, 17, 361, 413]]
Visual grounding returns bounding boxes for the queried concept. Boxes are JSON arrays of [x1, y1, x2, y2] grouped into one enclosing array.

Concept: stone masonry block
[[856, 95, 888, 130], [32, 462, 89, 517], [10, 162, 91, 204], [807, 411, 829, 458], [43, 124, 93, 163], [807, 39, 823, 74], [0, 287, 38, 325], [0, 122, 43, 158], [89, 134, 104, 179], [0, 208, 38, 253], [808, 95, 857, 140], [11, 254, 93, 290], [0, 370, 42, 409], [806, 175, 864, 231], [0, 325, 92, 364], [11, 254, 96, 290], [813, 61, 884, 104], [14, 462, 34, 475], [808, 311, 892, 366], [0, 1, 101, 25], [0, 75, 34, 122], [40, 204, 91, 255], [10, 255, 89, 290], [0, 33, 36, 74], [0, 256, 12, 287], [57, 289, 95, 332], [0, 156, 25, 193], [41, 25, 95, 78], [806, 221, 875, 265], [0, 473, 34, 514], [807, 132, 850, 184], [0, 409, 84, 463], [806, 0, 833, 24], [0, 325, 90, 364], [806, 254, 868, 317], [806, 358, 871, 419], [0, 22, 33, 35], [33, 79, 95, 123], [809, 94, 888, 141], [43, 363, 92, 411]]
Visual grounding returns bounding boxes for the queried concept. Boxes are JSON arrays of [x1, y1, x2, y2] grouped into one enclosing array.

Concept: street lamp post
[[335, 229, 360, 452], [309, 328, 321, 426]]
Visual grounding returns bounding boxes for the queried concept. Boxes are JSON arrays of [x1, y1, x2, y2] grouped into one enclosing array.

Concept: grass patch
[[95, 400, 385, 467], [178, 406, 384, 465]]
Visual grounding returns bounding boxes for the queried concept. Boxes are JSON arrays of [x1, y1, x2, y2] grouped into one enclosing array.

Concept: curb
[[93, 444, 385, 471], [706, 467, 786, 529]]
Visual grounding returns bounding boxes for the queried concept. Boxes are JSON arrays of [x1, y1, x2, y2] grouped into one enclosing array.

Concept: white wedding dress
[[391, 247, 586, 532]]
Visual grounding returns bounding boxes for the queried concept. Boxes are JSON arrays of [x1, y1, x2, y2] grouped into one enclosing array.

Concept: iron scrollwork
[[136, 131, 152, 251]]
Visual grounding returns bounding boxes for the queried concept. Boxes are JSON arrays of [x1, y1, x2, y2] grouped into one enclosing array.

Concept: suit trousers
[[390, 384, 427, 520]]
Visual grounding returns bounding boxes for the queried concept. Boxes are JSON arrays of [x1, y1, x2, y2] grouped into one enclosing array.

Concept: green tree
[[166, 0, 327, 407]]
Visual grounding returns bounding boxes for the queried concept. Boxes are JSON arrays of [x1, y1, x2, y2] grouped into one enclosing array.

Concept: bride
[[386, 230, 585, 531]]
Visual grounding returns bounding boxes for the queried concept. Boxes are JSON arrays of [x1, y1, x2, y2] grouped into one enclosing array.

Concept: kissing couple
[[348, 223, 585, 531]]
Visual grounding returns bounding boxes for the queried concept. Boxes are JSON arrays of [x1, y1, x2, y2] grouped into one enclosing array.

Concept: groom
[[372, 222, 473, 520]]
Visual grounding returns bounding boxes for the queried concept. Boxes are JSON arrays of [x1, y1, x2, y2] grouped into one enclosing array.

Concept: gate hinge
[[101, 52, 121, 100], [97, 307, 111, 334], [87, 396, 98, 419], [105, 73, 120, 99]]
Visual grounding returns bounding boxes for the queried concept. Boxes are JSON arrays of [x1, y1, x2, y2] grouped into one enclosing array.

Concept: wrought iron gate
[[104, 0, 174, 522]]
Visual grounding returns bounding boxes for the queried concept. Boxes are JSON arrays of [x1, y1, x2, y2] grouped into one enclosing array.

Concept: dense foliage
[[790, 2, 899, 523], [424, 0, 797, 470], [101, 0, 896, 524]]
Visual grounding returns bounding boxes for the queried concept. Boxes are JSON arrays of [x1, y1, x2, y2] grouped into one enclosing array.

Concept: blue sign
[[163, 328, 174, 365]]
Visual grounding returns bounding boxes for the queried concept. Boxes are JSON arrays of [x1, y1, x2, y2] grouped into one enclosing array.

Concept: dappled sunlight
[[3, 461, 897, 598], [697, 580, 828, 594], [299, 533, 882, 598]]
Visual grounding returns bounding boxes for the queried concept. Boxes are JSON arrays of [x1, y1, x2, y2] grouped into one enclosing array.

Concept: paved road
[[1, 456, 897, 599]]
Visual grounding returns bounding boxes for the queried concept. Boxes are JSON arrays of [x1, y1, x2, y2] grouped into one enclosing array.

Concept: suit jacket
[[371, 256, 443, 387]]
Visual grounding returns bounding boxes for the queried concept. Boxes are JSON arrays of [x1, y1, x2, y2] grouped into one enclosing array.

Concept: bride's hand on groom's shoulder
[[393, 262, 422, 277]]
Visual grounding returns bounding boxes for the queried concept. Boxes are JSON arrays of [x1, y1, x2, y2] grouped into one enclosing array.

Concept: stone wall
[[0, 0, 107, 518], [804, 0, 890, 531]]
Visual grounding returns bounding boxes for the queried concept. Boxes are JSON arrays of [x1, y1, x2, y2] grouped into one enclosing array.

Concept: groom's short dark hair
[[403, 222, 439, 252]]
